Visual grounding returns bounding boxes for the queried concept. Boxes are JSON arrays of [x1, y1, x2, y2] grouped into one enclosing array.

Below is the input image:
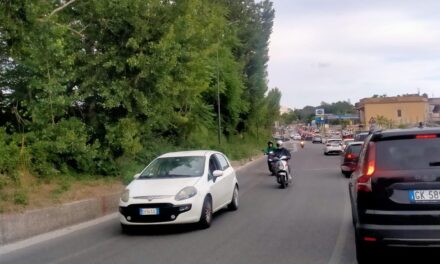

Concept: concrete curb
[[0, 193, 121, 245]]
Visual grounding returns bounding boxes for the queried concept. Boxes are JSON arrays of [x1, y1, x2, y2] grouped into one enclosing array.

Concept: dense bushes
[[0, 129, 20, 177]]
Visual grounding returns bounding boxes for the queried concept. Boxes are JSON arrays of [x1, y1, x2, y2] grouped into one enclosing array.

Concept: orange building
[[356, 95, 429, 128]]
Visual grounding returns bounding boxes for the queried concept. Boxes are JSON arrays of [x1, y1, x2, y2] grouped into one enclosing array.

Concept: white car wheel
[[228, 186, 239, 211], [198, 197, 212, 229]]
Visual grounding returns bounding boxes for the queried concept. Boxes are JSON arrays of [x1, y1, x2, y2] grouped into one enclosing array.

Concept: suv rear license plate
[[139, 208, 159, 215], [410, 190, 440, 202]]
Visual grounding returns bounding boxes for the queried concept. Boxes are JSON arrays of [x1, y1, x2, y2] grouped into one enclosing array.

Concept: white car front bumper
[[119, 195, 204, 225]]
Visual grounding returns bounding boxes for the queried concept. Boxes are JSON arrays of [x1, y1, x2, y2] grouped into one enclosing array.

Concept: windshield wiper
[[429, 162, 440, 167]]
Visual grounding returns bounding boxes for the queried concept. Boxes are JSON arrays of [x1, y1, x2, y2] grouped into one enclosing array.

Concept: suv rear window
[[347, 144, 362, 155], [376, 138, 440, 170]]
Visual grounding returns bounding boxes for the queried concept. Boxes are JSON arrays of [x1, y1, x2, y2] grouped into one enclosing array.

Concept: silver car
[[324, 139, 343, 155]]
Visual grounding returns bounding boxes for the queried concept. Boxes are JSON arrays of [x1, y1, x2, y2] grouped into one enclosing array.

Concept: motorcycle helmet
[[276, 140, 283, 147]]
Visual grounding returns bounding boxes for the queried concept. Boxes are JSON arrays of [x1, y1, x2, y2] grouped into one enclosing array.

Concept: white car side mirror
[[213, 170, 223, 177]]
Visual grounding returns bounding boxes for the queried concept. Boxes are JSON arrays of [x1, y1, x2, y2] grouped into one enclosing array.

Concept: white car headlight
[[175, 186, 197, 201], [121, 189, 130, 203]]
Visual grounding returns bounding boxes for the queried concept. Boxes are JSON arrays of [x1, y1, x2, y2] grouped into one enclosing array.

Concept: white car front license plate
[[410, 190, 440, 202], [139, 208, 160, 215]]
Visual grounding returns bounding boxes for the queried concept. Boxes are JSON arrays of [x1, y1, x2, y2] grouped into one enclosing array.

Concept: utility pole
[[216, 44, 221, 145]]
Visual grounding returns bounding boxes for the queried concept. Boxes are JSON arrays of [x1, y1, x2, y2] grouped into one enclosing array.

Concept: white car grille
[[133, 195, 173, 201]]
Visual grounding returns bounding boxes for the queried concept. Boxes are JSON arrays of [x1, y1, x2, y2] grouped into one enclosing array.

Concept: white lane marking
[[327, 178, 351, 264], [0, 213, 118, 256]]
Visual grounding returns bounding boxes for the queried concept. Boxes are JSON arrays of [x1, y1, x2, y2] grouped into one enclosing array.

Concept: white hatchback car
[[119, 150, 239, 231], [323, 139, 343, 155]]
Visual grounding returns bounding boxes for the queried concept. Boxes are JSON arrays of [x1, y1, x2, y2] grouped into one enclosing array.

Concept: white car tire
[[198, 197, 213, 229], [228, 186, 239, 211]]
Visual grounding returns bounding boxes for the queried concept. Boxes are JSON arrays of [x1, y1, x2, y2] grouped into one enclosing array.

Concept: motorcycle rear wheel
[[279, 175, 287, 189]]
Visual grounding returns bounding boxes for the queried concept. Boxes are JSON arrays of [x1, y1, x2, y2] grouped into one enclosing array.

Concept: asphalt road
[[1, 141, 437, 264]]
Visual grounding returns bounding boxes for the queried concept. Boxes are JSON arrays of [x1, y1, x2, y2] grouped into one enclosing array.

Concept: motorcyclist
[[274, 140, 291, 159], [264, 141, 277, 175], [264, 141, 277, 154], [274, 140, 292, 180]]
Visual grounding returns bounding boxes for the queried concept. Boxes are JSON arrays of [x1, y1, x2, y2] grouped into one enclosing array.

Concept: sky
[[268, 0, 440, 109]]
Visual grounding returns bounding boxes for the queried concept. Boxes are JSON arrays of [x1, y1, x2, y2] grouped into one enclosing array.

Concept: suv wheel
[[342, 170, 351, 178]]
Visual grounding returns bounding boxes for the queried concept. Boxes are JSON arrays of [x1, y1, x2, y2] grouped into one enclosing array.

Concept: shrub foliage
[[0, 0, 279, 179]]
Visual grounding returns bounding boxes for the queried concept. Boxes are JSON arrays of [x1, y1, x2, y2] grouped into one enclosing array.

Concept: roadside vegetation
[[0, 0, 278, 212]]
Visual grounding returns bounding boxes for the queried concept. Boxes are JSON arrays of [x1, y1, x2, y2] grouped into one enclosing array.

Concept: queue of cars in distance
[[119, 150, 239, 231], [349, 127, 440, 263]]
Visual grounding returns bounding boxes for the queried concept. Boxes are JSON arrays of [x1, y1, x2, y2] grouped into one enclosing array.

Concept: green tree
[[0, 0, 277, 179], [280, 109, 298, 125]]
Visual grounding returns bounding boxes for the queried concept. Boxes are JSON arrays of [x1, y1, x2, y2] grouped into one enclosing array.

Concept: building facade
[[357, 95, 429, 128], [429, 98, 440, 123]]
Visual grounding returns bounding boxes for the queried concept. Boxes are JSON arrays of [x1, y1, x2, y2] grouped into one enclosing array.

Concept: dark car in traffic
[[303, 134, 313, 141], [354, 131, 369, 142], [349, 128, 440, 263], [340, 141, 363, 177]]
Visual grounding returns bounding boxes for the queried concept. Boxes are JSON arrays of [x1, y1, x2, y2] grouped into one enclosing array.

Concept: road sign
[[315, 108, 325, 116]]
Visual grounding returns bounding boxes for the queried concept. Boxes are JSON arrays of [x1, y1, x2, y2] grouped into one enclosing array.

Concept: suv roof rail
[[424, 122, 440, 127], [368, 128, 382, 135]]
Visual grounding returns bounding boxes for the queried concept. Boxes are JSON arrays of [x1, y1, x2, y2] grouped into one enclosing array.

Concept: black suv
[[349, 128, 440, 263]]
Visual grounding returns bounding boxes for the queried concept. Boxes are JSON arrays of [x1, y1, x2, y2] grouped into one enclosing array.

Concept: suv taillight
[[357, 142, 376, 192], [345, 153, 357, 160]]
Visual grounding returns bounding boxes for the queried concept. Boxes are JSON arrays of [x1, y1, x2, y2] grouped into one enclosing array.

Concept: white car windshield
[[139, 156, 206, 179]]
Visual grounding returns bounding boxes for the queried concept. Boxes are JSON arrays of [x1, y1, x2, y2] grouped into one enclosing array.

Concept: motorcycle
[[273, 155, 292, 188], [300, 141, 305, 148]]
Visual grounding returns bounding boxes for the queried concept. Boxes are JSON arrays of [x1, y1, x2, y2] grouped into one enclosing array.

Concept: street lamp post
[[215, 21, 238, 146], [216, 46, 221, 145]]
